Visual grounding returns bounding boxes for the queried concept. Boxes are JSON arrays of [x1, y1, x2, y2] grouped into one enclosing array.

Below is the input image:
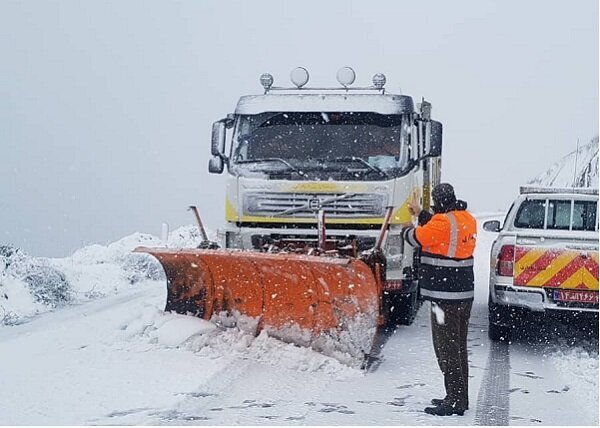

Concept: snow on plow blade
[[134, 247, 380, 364]]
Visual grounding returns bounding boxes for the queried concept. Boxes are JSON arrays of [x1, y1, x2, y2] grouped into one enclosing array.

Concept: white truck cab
[[207, 68, 443, 325], [484, 186, 599, 341]]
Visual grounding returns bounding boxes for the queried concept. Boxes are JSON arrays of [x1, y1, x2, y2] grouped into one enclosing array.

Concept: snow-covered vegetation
[[0, 226, 201, 326]]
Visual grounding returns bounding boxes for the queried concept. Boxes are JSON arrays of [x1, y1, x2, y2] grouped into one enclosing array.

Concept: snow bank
[[114, 303, 359, 377], [0, 225, 205, 326], [1, 245, 74, 324]]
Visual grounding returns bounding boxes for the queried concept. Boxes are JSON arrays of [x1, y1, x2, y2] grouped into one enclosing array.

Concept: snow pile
[[529, 136, 599, 188], [548, 345, 599, 414], [115, 303, 359, 377], [0, 225, 205, 326]]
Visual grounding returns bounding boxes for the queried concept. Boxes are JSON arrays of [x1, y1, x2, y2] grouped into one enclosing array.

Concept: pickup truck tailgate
[[513, 236, 598, 304]]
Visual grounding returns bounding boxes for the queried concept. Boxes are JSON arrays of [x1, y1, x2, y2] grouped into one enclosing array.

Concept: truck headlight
[[385, 234, 404, 272]]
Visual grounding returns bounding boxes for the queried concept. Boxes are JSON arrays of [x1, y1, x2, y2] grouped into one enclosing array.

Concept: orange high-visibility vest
[[415, 211, 477, 259]]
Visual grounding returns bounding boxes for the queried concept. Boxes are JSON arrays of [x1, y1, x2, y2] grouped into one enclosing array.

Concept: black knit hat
[[432, 183, 457, 211]]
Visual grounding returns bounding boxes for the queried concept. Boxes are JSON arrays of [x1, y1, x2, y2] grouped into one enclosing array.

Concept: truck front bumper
[[221, 225, 415, 295], [221, 225, 382, 251]]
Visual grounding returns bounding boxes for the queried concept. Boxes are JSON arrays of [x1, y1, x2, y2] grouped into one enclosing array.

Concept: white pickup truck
[[483, 186, 599, 341]]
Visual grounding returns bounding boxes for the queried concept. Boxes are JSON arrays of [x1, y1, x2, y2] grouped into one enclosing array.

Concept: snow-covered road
[[0, 217, 597, 425]]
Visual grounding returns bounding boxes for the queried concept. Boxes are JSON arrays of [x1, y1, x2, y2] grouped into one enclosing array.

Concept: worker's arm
[[403, 215, 447, 249], [408, 200, 432, 226]]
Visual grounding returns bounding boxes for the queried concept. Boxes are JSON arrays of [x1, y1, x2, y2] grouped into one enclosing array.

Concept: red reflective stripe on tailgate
[[514, 246, 531, 263], [544, 256, 585, 288], [582, 256, 599, 280]]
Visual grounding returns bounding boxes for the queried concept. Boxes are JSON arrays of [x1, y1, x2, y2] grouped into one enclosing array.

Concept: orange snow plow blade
[[134, 247, 381, 362]]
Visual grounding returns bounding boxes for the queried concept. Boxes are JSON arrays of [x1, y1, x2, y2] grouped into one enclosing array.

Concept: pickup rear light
[[497, 244, 515, 277]]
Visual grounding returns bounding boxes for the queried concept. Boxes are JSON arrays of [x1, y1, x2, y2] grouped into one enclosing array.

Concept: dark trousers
[[430, 300, 472, 409]]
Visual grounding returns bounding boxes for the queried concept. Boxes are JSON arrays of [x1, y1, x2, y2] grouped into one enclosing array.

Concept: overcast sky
[[1, 0, 598, 257]]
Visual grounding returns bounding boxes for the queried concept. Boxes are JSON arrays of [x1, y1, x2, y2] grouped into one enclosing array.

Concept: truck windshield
[[231, 112, 409, 179]]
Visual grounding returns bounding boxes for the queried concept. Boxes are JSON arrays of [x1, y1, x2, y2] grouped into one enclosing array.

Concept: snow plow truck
[[136, 67, 443, 364]]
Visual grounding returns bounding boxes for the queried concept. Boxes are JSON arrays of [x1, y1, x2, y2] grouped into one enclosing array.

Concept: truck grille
[[244, 192, 386, 218]]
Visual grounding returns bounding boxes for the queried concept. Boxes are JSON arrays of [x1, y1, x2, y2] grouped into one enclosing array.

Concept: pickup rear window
[[546, 200, 571, 230], [514, 200, 546, 229], [573, 200, 597, 231], [514, 198, 598, 231]]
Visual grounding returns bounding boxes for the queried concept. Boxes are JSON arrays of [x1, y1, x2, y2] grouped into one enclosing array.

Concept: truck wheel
[[387, 292, 420, 327], [488, 297, 511, 342]]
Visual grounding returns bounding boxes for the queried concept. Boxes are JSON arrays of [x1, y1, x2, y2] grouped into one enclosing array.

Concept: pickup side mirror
[[483, 220, 501, 233], [429, 120, 442, 157], [208, 156, 224, 174]]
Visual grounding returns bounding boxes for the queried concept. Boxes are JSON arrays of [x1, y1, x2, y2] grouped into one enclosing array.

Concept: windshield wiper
[[236, 158, 308, 178], [322, 157, 388, 178]]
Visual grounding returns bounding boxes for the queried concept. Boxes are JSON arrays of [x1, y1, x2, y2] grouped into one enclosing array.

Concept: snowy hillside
[[529, 136, 599, 188]]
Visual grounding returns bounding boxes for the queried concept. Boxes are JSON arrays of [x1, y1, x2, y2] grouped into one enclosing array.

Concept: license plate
[[553, 289, 599, 304], [384, 280, 403, 291]]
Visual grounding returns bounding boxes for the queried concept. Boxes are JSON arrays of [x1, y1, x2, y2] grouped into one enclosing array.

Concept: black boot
[[424, 403, 466, 416], [431, 398, 469, 409]]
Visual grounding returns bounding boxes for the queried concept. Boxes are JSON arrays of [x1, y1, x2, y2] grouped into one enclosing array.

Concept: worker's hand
[[408, 201, 422, 217]]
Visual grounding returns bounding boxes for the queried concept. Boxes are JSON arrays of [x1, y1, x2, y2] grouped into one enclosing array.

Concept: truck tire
[[387, 292, 420, 327], [488, 297, 511, 342]]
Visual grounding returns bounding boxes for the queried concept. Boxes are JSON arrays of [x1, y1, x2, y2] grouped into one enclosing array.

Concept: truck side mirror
[[429, 120, 442, 157], [208, 156, 224, 174], [483, 220, 501, 232], [211, 120, 227, 158]]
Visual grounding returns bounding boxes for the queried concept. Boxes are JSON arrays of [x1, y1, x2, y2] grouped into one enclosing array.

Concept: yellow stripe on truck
[[526, 251, 579, 287], [582, 268, 599, 290]]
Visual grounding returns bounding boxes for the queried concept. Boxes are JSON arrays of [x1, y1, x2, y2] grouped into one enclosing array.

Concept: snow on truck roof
[[519, 186, 598, 196], [234, 93, 415, 115]]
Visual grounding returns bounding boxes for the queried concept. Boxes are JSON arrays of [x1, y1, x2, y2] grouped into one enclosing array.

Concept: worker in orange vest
[[403, 183, 477, 416]]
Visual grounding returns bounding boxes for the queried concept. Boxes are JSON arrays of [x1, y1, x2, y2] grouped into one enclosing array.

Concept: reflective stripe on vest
[[404, 228, 420, 248], [421, 256, 474, 268], [420, 288, 474, 300], [446, 212, 458, 258]]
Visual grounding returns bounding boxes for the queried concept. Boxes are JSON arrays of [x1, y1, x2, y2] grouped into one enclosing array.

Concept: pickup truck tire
[[488, 296, 511, 342], [488, 319, 511, 342]]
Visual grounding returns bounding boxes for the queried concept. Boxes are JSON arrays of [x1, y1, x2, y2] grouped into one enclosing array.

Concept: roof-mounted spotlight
[[372, 73, 386, 90], [290, 67, 309, 88], [260, 73, 274, 92], [336, 66, 356, 88]]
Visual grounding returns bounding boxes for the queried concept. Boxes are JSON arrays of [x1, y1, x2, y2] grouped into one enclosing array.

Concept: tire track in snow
[[474, 339, 510, 425]]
